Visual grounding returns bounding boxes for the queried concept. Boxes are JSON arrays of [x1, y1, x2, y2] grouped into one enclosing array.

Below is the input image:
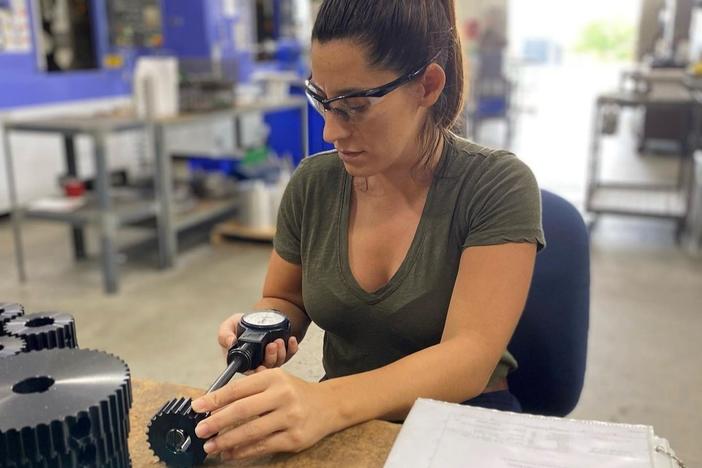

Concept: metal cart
[[586, 87, 696, 238]]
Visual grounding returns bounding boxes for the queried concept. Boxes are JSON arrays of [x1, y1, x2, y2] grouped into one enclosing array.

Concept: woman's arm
[[217, 250, 311, 365], [255, 250, 311, 342], [194, 242, 536, 459]]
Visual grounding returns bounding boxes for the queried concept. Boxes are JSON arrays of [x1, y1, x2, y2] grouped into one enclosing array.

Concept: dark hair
[[312, 0, 464, 169]]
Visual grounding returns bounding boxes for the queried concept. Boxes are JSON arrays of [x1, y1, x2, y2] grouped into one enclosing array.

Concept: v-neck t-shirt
[[273, 135, 546, 387]]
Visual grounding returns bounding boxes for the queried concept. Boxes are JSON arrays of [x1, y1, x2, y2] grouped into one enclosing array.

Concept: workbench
[[130, 379, 400, 467]]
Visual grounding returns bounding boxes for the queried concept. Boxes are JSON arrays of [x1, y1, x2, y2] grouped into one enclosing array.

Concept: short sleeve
[[463, 152, 546, 251], [273, 159, 309, 265]]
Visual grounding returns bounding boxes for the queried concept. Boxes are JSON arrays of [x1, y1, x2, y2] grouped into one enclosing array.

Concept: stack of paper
[[385, 399, 680, 468]]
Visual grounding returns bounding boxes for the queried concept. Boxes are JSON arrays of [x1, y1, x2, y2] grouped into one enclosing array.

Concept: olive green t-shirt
[[273, 135, 546, 387]]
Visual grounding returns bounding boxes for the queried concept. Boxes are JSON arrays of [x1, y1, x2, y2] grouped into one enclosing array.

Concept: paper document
[[385, 399, 673, 468]]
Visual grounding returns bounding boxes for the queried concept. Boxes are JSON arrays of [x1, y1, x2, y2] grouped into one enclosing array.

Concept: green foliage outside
[[574, 20, 635, 61]]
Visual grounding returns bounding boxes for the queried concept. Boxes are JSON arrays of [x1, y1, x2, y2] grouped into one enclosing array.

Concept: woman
[[191, 0, 545, 460]]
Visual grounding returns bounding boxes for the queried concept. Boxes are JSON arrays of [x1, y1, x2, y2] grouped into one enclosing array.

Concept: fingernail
[[226, 336, 235, 347], [195, 422, 209, 438], [191, 399, 205, 412], [203, 440, 217, 453]]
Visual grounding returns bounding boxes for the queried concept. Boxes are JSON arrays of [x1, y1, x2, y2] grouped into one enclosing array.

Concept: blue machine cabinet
[[0, 0, 135, 109], [0, 0, 321, 161]]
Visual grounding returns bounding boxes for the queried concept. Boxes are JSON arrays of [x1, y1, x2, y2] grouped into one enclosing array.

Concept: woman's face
[[309, 39, 430, 178]]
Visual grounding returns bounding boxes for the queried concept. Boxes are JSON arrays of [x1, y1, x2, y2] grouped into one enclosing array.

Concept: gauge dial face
[[242, 311, 287, 328]]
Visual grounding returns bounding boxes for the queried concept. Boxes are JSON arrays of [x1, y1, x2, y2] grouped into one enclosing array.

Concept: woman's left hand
[[190, 368, 340, 460]]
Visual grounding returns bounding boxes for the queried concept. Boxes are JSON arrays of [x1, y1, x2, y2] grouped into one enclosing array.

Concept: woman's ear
[[417, 63, 446, 108]]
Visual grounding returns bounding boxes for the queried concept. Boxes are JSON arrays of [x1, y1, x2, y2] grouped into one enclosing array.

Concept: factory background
[[0, 0, 700, 465]]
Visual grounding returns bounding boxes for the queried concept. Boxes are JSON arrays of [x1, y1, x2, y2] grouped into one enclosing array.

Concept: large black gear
[[0, 336, 25, 358], [0, 303, 24, 335], [0, 348, 132, 467], [5, 445, 131, 468], [146, 397, 208, 467], [4, 312, 78, 351]]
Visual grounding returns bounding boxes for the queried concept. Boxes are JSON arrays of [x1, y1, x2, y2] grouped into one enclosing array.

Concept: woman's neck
[[354, 134, 445, 200]]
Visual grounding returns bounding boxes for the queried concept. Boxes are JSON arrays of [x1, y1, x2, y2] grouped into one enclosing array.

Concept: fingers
[[204, 412, 289, 455], [262, 337, 299, 368], [218, 314, 243, 351], [192, 371, 272, 414], [195, 391, 277, 440], [286, 336, 299, 362], [262, 341, 279, 368]]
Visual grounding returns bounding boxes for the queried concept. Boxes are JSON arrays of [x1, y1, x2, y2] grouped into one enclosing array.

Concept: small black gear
[[0, 336, 25, 358], [4, 312, 78, 351], [0, 303, 24, 335], [147, 397, 209, 467], [0, 348, 132, 467]]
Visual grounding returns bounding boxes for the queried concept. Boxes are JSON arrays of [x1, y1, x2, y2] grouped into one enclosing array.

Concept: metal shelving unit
[[25, 198, 158, 226], [3, 97, 308, 293]]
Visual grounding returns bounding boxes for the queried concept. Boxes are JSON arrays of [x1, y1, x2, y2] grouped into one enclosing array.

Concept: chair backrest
[[507, 190, 590, 416]]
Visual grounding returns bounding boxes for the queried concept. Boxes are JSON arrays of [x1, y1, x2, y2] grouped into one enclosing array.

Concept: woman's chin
[[341, 162, 375, 178]]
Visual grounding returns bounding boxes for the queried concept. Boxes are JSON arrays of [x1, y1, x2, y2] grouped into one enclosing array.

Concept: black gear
[[4, 312, 78, 351], [0, 348, 132, 467], [0, 336, 25, 358], [0, 303, 24, 335], [146, 397, 209, 467], [5, 447, 131, 468]]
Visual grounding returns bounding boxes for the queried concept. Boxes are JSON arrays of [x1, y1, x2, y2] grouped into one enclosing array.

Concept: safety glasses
[[304, 51, 441, 124]]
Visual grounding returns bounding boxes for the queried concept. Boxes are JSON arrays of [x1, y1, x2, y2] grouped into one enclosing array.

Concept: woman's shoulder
[[444, 135, 534, 181], [447, 135, 515, 163]]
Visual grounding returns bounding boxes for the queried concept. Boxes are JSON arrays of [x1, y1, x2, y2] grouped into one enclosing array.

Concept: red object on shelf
[[63, 179, 85, 198]]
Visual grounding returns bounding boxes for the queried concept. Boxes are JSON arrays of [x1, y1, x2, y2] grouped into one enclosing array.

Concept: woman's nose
[[322, 112, 352, 144]]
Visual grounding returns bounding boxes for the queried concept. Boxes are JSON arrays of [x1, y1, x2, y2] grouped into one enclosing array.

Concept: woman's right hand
[[217, 313, 299, 369]]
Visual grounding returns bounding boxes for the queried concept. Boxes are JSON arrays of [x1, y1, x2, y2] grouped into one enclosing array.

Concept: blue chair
[[507, 190, 590, 416]]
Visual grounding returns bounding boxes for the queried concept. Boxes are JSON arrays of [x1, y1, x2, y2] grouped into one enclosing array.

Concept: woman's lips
[[338, 149, 364, 161]]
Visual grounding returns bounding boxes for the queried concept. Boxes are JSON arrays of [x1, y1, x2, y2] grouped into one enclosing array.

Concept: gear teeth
[[0, 336, 25, 358], [0, 303, 24, 335], [0, 349, 132, 467], [147, 397, 210, 467], [4, 312, 78, 351]]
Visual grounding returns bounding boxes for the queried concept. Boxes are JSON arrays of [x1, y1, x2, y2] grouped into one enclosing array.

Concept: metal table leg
[[2, 126, 27, 283], [585, 100, 604, 214], [63, 135, 87, 260], [93, 131, 119, 294], [153, 124, 176, 269]]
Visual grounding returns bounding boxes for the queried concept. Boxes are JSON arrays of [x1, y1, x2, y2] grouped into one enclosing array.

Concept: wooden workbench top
[[129, 379, 401, 467]]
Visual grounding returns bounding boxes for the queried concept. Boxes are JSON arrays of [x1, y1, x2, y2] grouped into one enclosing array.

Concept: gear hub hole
[[71, 416, 92, 439], [166, 429, 192, 454], [12, 376, 55, 394], [26, 317, 55, 327]]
